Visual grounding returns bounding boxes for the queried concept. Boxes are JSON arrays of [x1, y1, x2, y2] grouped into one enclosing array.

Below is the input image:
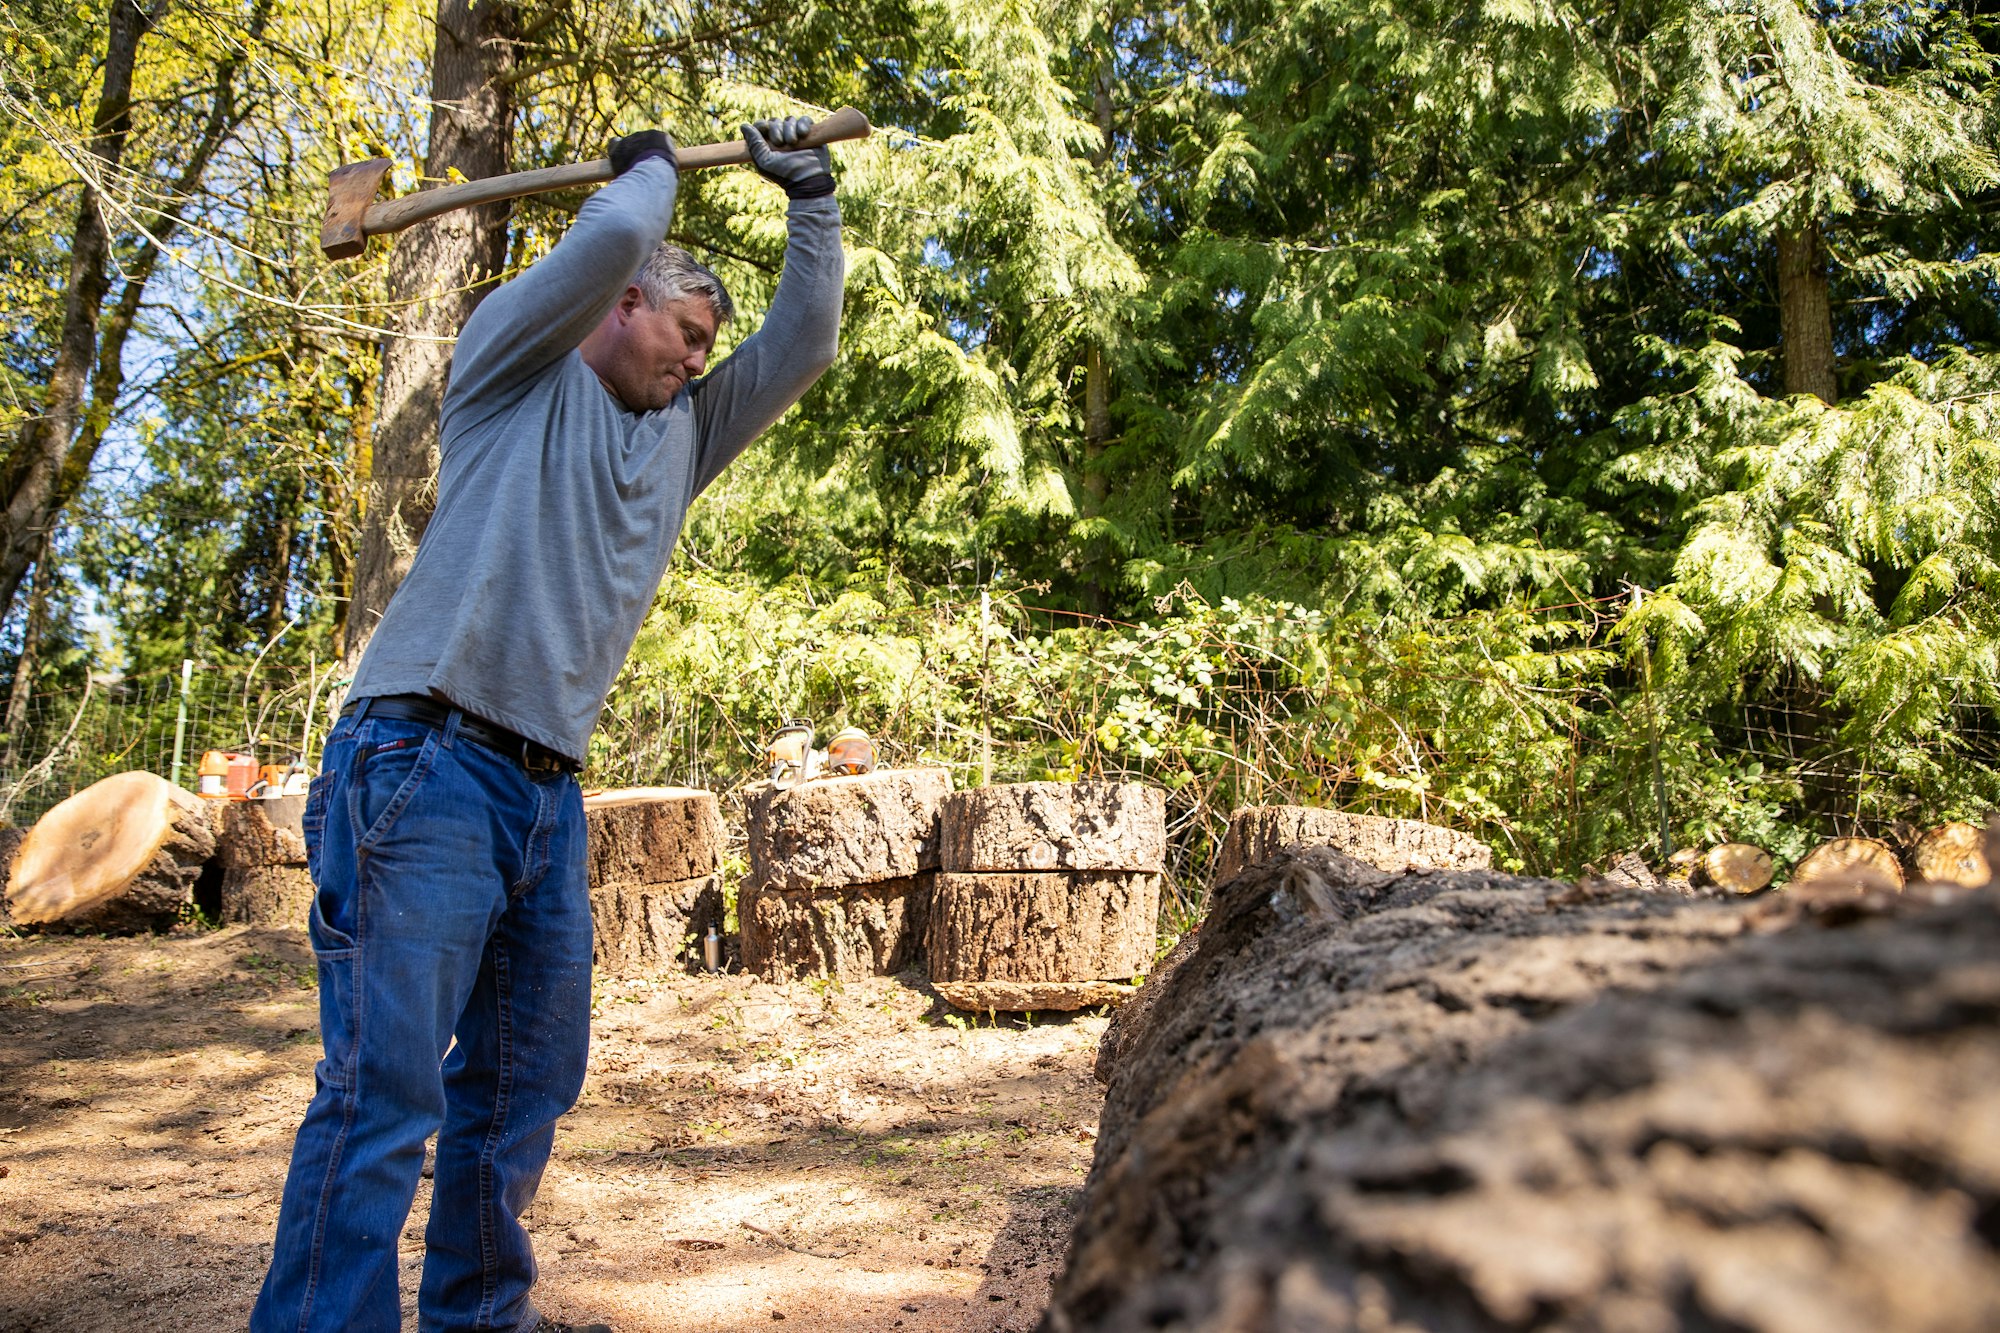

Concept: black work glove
[[742, 116, 834, 199], [609, 129, 677, 178]]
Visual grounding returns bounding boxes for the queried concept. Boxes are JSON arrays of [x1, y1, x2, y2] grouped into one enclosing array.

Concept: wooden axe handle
[[322, 107, 871, 260]]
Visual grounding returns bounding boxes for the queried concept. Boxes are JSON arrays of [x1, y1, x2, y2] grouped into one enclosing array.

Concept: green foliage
[[6, 0, 1998, 911]]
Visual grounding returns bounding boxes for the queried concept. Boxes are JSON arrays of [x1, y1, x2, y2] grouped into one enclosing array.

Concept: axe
[[320, 107, 872, 260]]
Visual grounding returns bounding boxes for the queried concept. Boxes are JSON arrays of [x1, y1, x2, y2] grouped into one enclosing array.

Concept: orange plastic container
[[198, 750, 258, 799], [197, 750, 232, 798]]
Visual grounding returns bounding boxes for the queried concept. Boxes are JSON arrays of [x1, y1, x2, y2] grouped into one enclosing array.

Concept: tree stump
[[585, 786, 725, 887], [746, 767, 952, 890], [740, 874, 932, 981], [6, 772, 217, 933], [1791, 836, 1905, 891], [1046, 848, 2000, 1332], [1213, 803, 1491, 885], [938, 781, 1164, 872], [585, 788, 726, 976], [740, 769, 952, 981], [928, 870, 1159, 988], [221, 865, 315, 927], [589, 873, 723, 975], [214, 795, 312, 926], [1913, 822, 1991, 887], [214, 796, 307, 868]]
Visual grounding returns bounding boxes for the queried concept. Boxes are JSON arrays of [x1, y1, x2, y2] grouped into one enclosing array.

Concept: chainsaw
[[765, 720, 875, 788]]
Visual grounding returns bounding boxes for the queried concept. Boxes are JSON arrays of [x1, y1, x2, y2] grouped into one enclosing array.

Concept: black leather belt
[[342, 694, 580, 775]]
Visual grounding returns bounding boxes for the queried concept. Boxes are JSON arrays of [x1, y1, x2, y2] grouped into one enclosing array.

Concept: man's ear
[[616, 285, 646, 320]]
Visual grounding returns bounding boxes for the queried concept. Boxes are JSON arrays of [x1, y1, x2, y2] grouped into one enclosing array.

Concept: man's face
[[594, 289, 719, 412]]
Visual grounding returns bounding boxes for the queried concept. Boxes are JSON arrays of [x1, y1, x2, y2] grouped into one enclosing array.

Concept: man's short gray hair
[[633, 243, 734, 325]]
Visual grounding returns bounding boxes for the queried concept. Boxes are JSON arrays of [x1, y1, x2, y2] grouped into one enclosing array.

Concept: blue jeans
[[251, 705, 593, 1333]]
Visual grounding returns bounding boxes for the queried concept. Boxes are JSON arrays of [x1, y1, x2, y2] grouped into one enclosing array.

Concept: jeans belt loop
[[440, 706, 465, 750], [350, 696, 375, 724]]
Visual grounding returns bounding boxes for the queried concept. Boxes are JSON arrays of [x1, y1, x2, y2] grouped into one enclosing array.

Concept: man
[[251, 115, 843, 1333]]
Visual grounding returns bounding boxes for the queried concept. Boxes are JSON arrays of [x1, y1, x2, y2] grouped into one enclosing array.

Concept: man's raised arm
[[688, 117, 845, 494], [442, 135, 681, 431]]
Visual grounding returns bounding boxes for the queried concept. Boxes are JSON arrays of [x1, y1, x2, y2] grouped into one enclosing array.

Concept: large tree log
[[1043, 850, 2000, 1332], [938, 781, 1164, 873], [1213, 804, 1490, 885], [928, 870, 1158, 985], [6, 772, 217, 932], [746, 768, 952, 891], [585, 787, 724, 886], [590, 872, 724, 976], [1914, 821, 1991, 887], [740, 874, 931, 981]]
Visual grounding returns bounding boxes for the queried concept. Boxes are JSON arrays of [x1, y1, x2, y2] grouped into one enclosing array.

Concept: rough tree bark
[[342, 0, 517, 670], [1778, 221, 1838, 404], [1049, 848, 2000, 1332]]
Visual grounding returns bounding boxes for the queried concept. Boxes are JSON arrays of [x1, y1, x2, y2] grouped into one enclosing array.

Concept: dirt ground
[[0, 923, 1109, 1332]]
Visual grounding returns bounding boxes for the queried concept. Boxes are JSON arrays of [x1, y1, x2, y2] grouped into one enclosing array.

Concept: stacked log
[[740, 767, 952, 981], [5, 772, 216, 933], [1914, 821, 1991, 887], [213, 795, 312, 926], [1212, 803, 1491, 886], [929, 781, 1163, 1012], [585, 787, 726, 975], [1046, 847, 2000, 1332]]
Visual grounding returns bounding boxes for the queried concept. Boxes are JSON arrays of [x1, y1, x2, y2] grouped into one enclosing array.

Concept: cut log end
[[1791, 836, 1904, 893], [1699, 842, 1775, 895], [6, 772, 217, 932], [1913, 822, 1991, 888]]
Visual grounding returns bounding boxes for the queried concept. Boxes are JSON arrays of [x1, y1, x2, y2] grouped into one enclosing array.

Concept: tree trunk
[[1777, 221, 1837, 404], [2, 535, 55, 769], [0, 0, 156, 622], [343, 0, 517, 671], [1078, 48, 1115, 614], [0, 0, 267, 627]]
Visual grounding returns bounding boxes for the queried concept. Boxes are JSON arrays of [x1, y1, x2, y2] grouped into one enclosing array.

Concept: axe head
[[320, 157, 394, 261]]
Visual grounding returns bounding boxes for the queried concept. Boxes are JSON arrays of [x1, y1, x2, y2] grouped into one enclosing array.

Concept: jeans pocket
[[349, 725, 442, 854], [311, 943, 357, 1090]]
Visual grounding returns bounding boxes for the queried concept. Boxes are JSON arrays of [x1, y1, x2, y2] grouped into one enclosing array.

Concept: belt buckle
[[522, 742, 562, 776]]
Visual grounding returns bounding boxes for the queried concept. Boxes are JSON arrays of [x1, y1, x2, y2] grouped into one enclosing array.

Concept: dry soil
[[0, 924, 1107, 1332]]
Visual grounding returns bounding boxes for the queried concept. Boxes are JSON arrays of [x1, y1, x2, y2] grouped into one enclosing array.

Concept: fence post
[[980, 589, 993, 787], [169, 658, 193, 788]]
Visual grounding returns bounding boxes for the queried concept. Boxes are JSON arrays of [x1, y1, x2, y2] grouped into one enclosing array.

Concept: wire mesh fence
[[0, 658, 339, 826], [2, 585, 1992, 922]]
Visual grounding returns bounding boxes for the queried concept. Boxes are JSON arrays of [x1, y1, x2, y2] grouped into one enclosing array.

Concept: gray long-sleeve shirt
[[348, 158, 843, 763]]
